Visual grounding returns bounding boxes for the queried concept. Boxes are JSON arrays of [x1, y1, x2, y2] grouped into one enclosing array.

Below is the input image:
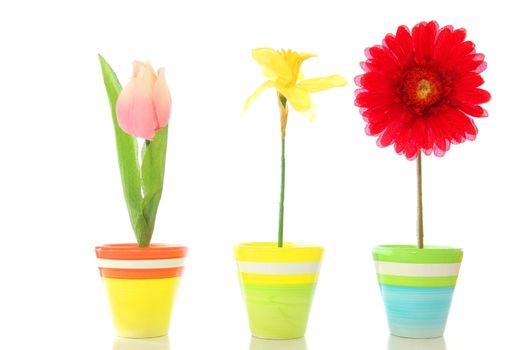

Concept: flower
[[355, 21, 491, 160], [244, 48, 347, 114], [116, 61, 171, 140]]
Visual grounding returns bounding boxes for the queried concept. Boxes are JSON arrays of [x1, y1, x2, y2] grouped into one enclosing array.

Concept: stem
[[278, 137, 286, 247], [417, 151, 424, 249]]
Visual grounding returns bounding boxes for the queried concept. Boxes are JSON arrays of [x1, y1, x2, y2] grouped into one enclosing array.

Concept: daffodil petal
[[297, 75, 348, 92], [300, 103, 317, 123], [244, 80, 275, 112], [281, 86, 312, 113], [253, 48, 292, 83]]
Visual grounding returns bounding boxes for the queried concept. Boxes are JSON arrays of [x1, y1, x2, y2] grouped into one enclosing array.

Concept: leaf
[[98, 54, 148, 244], [140, 126, 169, 245]]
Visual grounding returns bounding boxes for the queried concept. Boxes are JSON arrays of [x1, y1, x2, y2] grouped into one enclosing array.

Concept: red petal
[[383, 34, 410, 66], [455, 72, 485, 89], [442, 41, 476, 71], [377, 121, 403, 147], [412, 21, 438, 64], [434, 27, 466, 67], [355, 91, 396, 108], [356, 72, 394, 92], [456, 53, 486, 73], [451, 88, 491, 104], [366, 46, 401, 73], [395, 25, 413, 58], [458, 102, 488, 118]]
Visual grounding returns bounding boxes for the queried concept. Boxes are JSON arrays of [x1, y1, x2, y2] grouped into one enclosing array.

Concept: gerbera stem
[[278, 93, 288, 248], [417, 151, 424, 249]]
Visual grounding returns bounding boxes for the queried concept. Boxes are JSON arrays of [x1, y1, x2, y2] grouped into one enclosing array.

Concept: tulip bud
[[116, 61, 171, 140]]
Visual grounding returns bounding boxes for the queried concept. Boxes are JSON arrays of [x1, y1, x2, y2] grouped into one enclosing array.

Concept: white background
[[0, 0, 523, 349]]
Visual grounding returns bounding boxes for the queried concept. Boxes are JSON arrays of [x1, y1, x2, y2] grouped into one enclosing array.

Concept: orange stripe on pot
[[95, 244, 188, 260], [99, 266, 185, 279]]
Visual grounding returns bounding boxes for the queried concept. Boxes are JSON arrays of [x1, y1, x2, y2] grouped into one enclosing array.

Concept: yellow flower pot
[[96, 244, 187, 338]]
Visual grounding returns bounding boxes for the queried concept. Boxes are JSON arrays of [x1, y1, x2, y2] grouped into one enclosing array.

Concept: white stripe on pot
[[98, 258, 185, 269], [237, 261, 321, 274], [375, 261, 461, 277]]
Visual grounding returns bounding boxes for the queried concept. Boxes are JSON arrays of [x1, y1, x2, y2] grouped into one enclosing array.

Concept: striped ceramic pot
[[234, 242, 324, 339], [96, 244, 187, 338], [373, 245, 463, 338]]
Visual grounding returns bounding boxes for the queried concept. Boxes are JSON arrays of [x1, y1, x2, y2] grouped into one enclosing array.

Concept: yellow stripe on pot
[[103, 277, 182, 338], [235, 243, 323, 263], [239, 272, 319, 285]]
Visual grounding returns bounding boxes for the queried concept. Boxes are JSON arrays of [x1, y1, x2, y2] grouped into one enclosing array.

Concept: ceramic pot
[[373, 245, 463, 338], [234, 242, 323, 339], [96, 244, 187, 338]]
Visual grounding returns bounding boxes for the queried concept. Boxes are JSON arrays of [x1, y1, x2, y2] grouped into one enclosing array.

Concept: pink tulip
[[116, 61, 171, 140]]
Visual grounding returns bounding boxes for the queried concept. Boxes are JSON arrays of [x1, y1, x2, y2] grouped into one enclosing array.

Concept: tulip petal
[[153, 68, 171, 129], [116, 77, 157, 140], [297, 75, 348, 92], [252, 48, 292, 82], [244, 80, 275, 112], [281, 86, 312, 112], [133, 60, 144, 77]]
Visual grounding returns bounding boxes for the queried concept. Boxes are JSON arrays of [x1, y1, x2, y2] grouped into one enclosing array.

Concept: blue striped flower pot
[[373, 245, 463, 338]]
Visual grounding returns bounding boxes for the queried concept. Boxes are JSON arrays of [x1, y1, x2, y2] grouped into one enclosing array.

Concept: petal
[[281, 86, 312, 112], [116, 77, 157, 140], [383, 33, 410, 66], [300, 103, 317, 123], [133, 61, 156, 88], [280, 49, 316, 81], [458, 102, 488, 118], [355, 72, 394, 92], [243, 80, 275, 112], [451, 88, 491, 104], [412, 21, 438, 64], [152, 67, 171, 129], [455, 72, 485, 89], [252, 48, 292, 82], [297, 75, 347, 92]]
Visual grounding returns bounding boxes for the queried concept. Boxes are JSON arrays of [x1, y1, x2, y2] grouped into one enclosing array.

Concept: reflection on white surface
[[249, 337, 308, 350], [113, 336, 170, 350], [388, 335, 447, 350]]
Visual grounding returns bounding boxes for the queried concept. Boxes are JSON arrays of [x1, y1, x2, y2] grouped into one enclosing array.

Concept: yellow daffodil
[[243, 48, 347, 248], [244, 48, 347, 115]]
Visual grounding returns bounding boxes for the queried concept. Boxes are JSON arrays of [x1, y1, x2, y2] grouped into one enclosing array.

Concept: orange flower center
[[401, 68, 443, 114]]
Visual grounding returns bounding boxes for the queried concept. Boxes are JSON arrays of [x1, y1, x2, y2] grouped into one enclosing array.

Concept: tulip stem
[[417, 151, 424, 249]]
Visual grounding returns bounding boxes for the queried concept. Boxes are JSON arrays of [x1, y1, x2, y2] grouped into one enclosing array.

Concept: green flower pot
[[234, 242, 324, 339]]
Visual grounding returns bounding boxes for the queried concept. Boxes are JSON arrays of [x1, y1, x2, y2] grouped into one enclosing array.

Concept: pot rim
[[373, 244, 462, 264], [235, 242, 323, 262], [96, 243, 188, 260], [235, 242, 323, 249]]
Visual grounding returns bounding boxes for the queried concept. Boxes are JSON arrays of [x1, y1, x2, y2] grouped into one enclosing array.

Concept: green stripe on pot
[[377, 274, 458, 288], [373, 245, 463, 264], [241, 283, 317, 339]]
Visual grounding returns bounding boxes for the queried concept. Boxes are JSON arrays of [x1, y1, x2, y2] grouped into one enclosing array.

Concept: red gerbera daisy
[[355, 21, 491, 160]]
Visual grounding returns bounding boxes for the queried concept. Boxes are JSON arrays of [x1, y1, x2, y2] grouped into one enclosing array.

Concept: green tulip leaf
[[98, 54, 151, 246]]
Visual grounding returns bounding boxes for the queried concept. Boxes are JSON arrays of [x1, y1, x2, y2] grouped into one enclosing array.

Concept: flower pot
[[96, 244, 187, 338], [234, 242, 324, 339], [373, 245, 463, 338]]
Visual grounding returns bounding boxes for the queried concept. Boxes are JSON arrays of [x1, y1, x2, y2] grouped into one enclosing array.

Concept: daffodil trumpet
[[245, 48, 347, 247]]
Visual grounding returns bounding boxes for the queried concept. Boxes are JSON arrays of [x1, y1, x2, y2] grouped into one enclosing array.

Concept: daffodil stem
[[278, 136, 286, 248], [417, 151, 424, 249]]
